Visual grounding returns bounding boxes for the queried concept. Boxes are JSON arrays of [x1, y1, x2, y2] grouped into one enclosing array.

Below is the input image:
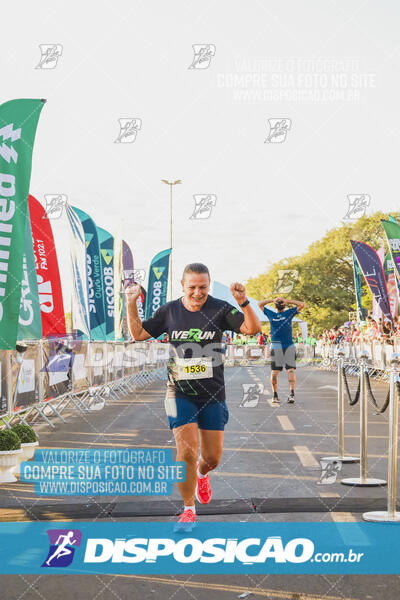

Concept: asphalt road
[[0, 363, 399, 599]]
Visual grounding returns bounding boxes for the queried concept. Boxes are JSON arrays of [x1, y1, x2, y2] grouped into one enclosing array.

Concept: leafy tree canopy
[[246, 212, 399, 333]]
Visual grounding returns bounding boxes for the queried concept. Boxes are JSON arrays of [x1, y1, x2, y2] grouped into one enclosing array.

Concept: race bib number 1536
[[175, 357, 213, 380]]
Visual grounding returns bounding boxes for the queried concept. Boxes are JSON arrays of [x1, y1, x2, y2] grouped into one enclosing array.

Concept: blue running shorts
[[164, 392, 229, 430]]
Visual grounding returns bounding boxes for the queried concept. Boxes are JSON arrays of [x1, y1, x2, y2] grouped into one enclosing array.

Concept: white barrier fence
[[224, 343, 316, 366], [1, 339, 341, 429], [316, 340, 400, 374], [0, 340, 169, 428]]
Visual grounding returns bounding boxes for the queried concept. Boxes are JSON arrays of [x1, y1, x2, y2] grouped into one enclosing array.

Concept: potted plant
[[11, 424, 39, 462], [0, 429, 22, 483]]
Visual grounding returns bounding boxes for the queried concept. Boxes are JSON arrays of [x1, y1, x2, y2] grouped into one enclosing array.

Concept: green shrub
[[11, 424, 37, 444], [0, 429, 21, 451]]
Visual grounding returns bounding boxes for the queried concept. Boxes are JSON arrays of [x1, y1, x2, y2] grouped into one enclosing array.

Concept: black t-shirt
[[142, 295, 245, 403]]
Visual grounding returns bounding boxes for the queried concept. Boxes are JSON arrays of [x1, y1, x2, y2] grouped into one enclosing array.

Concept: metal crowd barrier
[[0, 339, 169, 430], [341, 350, 387, 488], [316, 340, 400, 380], [364, 353, 400, 522], [322, 346, 359, 465], [320, 346, 400, 522]]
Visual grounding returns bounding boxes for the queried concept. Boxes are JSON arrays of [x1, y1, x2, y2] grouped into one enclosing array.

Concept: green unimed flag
[[0, 99, 45, 349], [17, 205, 42, 340]]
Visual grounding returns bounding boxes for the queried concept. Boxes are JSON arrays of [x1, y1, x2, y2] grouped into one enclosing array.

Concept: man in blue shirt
[[258, 296, 305, 404]]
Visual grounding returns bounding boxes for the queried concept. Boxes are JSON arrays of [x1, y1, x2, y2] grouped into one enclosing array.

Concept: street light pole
[[161, 179, 181, 301], [169, 183, 172, 300]]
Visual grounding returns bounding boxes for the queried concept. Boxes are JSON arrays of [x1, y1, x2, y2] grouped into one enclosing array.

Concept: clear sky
[[3, 1, 400, 302]]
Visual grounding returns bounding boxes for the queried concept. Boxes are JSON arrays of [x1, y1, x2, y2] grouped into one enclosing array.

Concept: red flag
[[28, 195, 66, 336]]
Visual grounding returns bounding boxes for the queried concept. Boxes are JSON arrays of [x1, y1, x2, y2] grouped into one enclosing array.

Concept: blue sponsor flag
[[145, 249, 171, 319], [72, 208, 106, 341], [97, 227, 115, 341], [351, 240, 393, 324], [352, 251, 363, 320]]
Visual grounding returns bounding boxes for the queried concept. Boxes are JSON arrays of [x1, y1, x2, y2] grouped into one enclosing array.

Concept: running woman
[[126, 263, 260, 530], [258, 297, 305, 404]]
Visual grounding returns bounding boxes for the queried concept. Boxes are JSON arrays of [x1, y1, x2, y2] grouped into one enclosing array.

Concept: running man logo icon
[[240, 383, 264, 408], [188, 44, 216, 69], [317, 460, 342, 485], [43, 194, 67, 219], [189, 195, 217, 220], [114, 118, 142, 143], [343, 194, 370, 220], [35, 44, 63, 69], [274, 270, 299, 295], [265, 118, 292, 143], [42, 529, 82, 568], [133, 269, 146, 283]]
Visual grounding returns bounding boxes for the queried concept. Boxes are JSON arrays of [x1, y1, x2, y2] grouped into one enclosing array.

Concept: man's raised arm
[[285, 298, 305, 312], [230, 282, 261, 335], [258, 298, 275, 310], [126, 284, 152, 341]]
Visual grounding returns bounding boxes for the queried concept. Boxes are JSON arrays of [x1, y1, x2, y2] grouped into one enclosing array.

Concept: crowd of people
[[319, 314, 400, 346], [222, 332, 317, 346], [161, 331, 318, 346]]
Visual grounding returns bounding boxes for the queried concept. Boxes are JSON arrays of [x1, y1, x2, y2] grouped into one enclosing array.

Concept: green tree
[[247, 212, 398, 333]]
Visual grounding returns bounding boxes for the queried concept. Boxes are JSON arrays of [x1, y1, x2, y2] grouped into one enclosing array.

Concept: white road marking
[[318, 385, 338, 391], [277, 415, 295, 431], [293, 445, 320, 467]]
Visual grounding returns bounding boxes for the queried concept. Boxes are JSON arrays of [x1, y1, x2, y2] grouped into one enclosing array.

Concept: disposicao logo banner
[[72, 207, 106, 341], [0, 522, 399, 574], [0, 98, 45, 349], [145, 248, 171, 319]]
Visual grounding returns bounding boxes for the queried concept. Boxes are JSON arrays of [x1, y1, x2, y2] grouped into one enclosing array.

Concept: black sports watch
[[240, 299, 250, 308]]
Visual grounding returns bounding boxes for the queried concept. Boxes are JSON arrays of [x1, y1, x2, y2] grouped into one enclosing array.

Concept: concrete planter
[[20, 441, 39, 462], [11, 441, 39, 476], [0, 449, 23, 483]]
